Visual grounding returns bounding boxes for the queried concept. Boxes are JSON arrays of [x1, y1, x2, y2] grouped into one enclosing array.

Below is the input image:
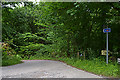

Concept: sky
[[3, 0, 119, 8], [4, 1, 39, 9], [28, 0, 42, 2]]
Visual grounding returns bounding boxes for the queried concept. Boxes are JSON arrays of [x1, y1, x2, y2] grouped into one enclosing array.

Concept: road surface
[[2, 60, 103, 78]]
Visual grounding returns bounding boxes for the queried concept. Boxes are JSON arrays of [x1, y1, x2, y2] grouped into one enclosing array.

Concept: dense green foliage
[[2, 42, 22, 66], [2, 2, 120, 77], [45, 2, 120, 59], [2, 55, 22, 66]]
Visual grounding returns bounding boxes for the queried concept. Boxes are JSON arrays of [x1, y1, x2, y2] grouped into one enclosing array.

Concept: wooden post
[[83, 51, 85, 60], [77, 52, 79, 59]]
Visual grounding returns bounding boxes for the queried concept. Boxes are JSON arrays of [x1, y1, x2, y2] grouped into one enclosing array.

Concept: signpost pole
[[103, 27, 111, 64], [106, 32, 108, 64]]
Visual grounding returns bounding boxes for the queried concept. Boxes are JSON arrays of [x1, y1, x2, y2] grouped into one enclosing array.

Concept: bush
[[2, 42, 16, 57], [2, 42, 22, 66], [86, 48, 99, 60], [2, 55, 22, 66], [14, 33, 47, 46], [19, 43, 46, 58], [9, 32, 51, 59]]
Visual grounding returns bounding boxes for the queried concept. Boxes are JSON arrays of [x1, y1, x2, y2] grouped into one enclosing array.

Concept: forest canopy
[[2, 2, 120, 59]]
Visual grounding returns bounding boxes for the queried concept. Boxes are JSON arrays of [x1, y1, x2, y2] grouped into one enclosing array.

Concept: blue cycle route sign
[[103, 28, 111, 33], [103, 27, 111, 64]]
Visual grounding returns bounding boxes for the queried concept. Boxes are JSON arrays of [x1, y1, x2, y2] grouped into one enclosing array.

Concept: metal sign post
[[106, 32, 108, 64], [103, 28, 111, 64]]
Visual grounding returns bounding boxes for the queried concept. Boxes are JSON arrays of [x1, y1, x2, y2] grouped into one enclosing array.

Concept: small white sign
[[118, 58, 120, 64]]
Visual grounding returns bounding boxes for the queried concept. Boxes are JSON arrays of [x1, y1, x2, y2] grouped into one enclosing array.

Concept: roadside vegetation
[[2, 42, 22, 66], [2, 2, 120, 78], [2, 55, 22, 66]]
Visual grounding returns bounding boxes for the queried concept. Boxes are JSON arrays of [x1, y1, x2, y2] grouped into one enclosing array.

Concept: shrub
[[2, 42, 22, 66], [86, 48, 99, 60], [19, 43, 46, 58]]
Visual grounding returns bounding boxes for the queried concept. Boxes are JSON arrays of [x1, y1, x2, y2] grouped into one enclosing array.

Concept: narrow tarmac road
[[2, 60, 103, 78]]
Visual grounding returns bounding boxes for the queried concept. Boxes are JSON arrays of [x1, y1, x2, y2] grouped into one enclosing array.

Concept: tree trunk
[[83, 51, 85, 60], [67, 34, 70, 57], [77, 52, 79, 59], [67, 39, 70, 57]]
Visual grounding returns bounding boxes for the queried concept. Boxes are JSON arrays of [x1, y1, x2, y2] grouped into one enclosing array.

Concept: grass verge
[[2, 55, 22, 66]]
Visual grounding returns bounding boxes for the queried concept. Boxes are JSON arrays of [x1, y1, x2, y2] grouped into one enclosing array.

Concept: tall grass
[[2, 55, 22, 66]]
